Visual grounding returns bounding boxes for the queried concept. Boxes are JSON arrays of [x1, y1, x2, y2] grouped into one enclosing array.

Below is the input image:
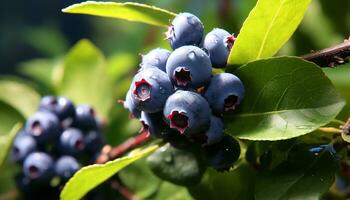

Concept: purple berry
[[23, 152, 54, 182], [140, 48, 171, 72], [11, 134, 37, 163], [131, 67, 174, 113], [163, 90, 211, 135], [55, 156, 81, 181], [39, 96, 75, 127], [166, 13, 204, 50], [166, 45, 212, 89], [204, 73, 244, 114], [203, 28, 235, 68], [122, 90, 141, 119], [58, 128, 85, 155], [73, 105, 98, 131], [84, 130, 104, 154], [204, 116, 225, 146]]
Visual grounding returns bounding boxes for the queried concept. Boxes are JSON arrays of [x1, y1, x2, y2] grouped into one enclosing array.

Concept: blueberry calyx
[[31, 121, 43, 136], [224, 94, 238, 111], [174, 67, 192, 86], [168, 110, 189, 134], [225, 35, 236, 49], [133, 78, 152, 101]]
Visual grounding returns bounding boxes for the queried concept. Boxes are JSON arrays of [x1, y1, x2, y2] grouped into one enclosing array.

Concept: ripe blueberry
[[58, 128, 85, 155], [25, 111, 61, 144], [55, 156, 81, 181], [23, 152, 54, 182], [11, 134, 37, 163], [204, 135, 240, 171], [163, 90, 211, 135], [166, 45, 212, 89], [39, 96, 75, 127], [204, 115, 224, 146], [122, 90, 141, 119], [84, 130, 104, 154], [73, 105, 98, 131], [140, 111, 170, 138], [140, 48, 171, 72], [166, 13, 204, 50], [204, 73, 244, 114], [131, 67, 174, 113], [203, 28, 235, 68]]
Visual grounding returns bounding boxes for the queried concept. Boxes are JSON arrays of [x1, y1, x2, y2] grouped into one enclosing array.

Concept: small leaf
[[225, 57, 345, 140], [0, 123, 22, 167], [255, 145, 339, 200], [227, 0, 311, 67], [57, 39, 114, 118], [0, 78, 41, 118], [60, 144, 160, 200], [62, 1, 176, 27]]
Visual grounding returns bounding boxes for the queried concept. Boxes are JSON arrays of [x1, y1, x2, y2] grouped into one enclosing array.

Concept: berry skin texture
[[146, 143, 206, 186], [84, 130, 104, 154], [39, 96, 76, 126], [73, 105, 98, 131], [23, 152, 54, 182], [204, 116, 225, 146], [58, 128, 85, 155], [204, 135, 240, 171], [204, 73, 244, 114], [163, 90, 211, 135], [25, 111, 61, 144], [203, 28, 235, 68], [140, 48, 171, 72], [122, 90, 141, 119], [166, 13, 204, 50], [166, 45, 212, 89], [55, 156, 81, 181], [11, 134, 37, 163], [131, 67, 174, 113]]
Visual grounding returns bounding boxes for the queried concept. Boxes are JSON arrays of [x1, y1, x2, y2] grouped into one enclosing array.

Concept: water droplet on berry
[[188, 51, 196, 60]]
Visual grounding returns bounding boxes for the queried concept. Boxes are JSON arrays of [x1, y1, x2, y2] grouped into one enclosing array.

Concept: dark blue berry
[[23, 152, 54, 182], [203, 28, 235, 68], [204, 73, 244, 114], [25, 111, 61, 144], [55, 156, 81, 181], [204, 116, 224, 146], [204, 135, 240, 171], [39, 96, 75, 127], [84, 130, 104, 154], [58, 128, 85, 155], [131, 67, 174, 113], [140, 48, 171, 72], [11, 134, 37, 163], [166, 13, 204, 50], [163, 90, 211, 135], [73, 105, 98, 131], [166, 45, 212, 89], [122, 90, 141, 118], [140, 111, 170, 138]]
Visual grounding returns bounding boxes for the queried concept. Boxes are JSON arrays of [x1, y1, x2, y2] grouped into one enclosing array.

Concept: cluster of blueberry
[[11, 96, 104, 199], [122, 12, 244, 183]]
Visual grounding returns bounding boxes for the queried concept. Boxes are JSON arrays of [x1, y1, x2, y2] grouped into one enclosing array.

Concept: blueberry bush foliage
[[0, 0, 350, 199]]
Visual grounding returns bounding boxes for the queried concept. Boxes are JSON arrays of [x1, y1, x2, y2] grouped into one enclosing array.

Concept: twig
[[110, 179, 138, 200], [301, 37, 350, 67], [318, 127, 343, 134]]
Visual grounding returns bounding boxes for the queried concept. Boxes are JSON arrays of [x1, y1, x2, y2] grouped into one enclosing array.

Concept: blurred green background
[[0, 0, 349, 199]]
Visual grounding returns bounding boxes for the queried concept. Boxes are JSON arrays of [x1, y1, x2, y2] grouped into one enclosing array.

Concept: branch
[[301, 37, 350, 67]]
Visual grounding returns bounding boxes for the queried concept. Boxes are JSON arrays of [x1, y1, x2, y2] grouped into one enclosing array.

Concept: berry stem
[[110, 179, 138, 200], [301, 37, 350, 67]]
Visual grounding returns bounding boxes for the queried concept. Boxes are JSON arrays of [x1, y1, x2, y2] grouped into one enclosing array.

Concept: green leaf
[[57, 39, 114, 118], [60, 144, 160, 200], [152, 182, 194, 200], [228, 0, 311, 67], [0, 101, 25, 135], [0, 78, 40, 118], [225, 57, 345, 140], [62, 1, 176, 27], [107, 53, 137, 82], [0, 123, 22, 167], [255, 146, 339, 200], [188, 162, 255, 200]]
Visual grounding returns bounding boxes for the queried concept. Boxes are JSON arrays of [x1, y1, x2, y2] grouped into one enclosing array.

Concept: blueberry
[[166, 13, 204, 50], [58, 128, 85, 155], [204, 135, 240, 171], [140, 48, 171, 72], [122, 90, 141, 119], [166, 45, 212, 89], [140, 111, 170, 138], [203, 28, 235, 68], [84, 130, 104, 154], [73, 105, 98, 131], [11, 134, 37, 163], [39, 96, 76, 127], [204, 115, 224, 146], [131, 67, 174, 113], [163, 90, 211, 135], [204, 73, 244, 114], [23, 152, 54, 182], [25, 111, 61, 144], [55, 156, 81, 181]]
